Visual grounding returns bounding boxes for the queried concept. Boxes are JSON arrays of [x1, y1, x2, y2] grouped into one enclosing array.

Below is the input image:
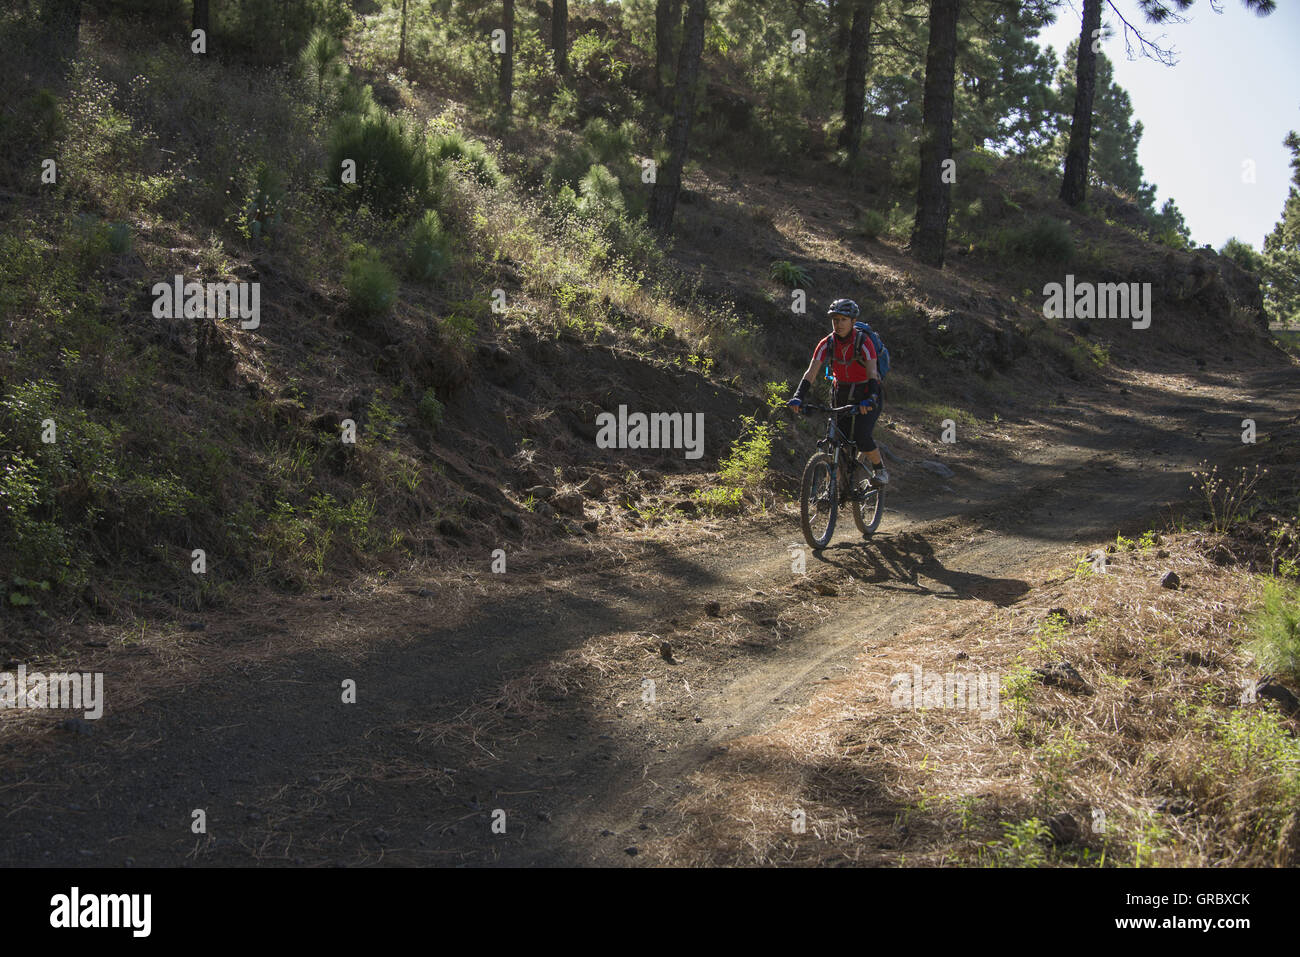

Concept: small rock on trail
[[1254, 677, 1300, 716], [1047, 812, 1079, 844], [552, 490, 585, 516], [1033, 661, 1092, 695]]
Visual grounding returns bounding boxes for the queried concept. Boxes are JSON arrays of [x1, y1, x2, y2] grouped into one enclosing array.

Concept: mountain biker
[[787, 298, 889, 491]]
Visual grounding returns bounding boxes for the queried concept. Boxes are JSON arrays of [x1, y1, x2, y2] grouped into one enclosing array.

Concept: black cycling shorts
[[833, 381, 881, 453]]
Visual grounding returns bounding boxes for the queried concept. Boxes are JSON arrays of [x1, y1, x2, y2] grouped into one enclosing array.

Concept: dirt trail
[[0, 362, 1296, 866]]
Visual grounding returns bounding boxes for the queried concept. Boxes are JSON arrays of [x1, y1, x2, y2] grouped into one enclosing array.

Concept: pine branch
[[1104, 0, 1181, 64]]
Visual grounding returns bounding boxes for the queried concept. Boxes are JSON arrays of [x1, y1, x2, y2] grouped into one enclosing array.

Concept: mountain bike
[[795, 402, 884, 550]]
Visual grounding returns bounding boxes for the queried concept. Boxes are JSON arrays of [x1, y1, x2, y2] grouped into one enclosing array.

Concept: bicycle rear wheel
[[800, 452, 838, 550]]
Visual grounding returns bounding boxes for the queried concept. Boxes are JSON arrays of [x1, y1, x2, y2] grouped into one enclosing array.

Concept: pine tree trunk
[[1060, 0, 1102, 207], [192, 0, 209, 37], [552, 0, 568, 76], [499, 0, 514, 110], [41, 0, 82, 59], [399, 0, 408, 67], [649, 0, 707, 237], [910, 0, 959, 268], [838, 0, 875, 158], [655, 0, 684, 111], [833, 0, 852, 54]]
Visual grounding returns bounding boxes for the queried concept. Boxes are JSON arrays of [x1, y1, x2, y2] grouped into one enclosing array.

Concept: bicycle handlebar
[[799, 402, 862, 415]]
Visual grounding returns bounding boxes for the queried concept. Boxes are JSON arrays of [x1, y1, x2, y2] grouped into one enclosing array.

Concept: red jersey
[[812, 331, 876, 384]]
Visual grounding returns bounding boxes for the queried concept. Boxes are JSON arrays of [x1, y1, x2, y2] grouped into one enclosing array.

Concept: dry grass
[[653, 529, 1300, 867]]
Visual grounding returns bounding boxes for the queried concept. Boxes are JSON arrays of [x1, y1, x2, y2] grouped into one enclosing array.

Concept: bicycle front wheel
[[800, 452, 838, 550]]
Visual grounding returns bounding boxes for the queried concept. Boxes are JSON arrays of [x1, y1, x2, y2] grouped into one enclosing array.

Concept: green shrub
[[993, 216, 1074, 264], [338, 79, 378, 117], [442, 311, 477, 346], [545, 140, 598, 192], [65, 213, 112, 271], [300, 27, 345, 102], [583, 117, 638, 171], [549, 85, 579, 126], [106, 222, 132, 255], [885, 203, 915, 241], [344, 244, 398, 316], [551, 183, 580, 216], [854, 209, 886, 241], [769, 260, 810, 288], [0, 379, 117, 587], [764, 381, 789, 413], [1247, 578, 1300, 681], [240, 160, 285, 242], [693, 486, 745, 514], [417, 390, 445, 430], [0, 452, 73, 589], [1155, 228, 1190, 250], [577, 163, 624, 222], [1220, 237, 1265, 273], [428, 131, 502, 188], [570, 32, 628, 84], [328, 110, 434, 212], [58, 63, 170, 217], [983, 818, 1052, 867], [407, 210, 453, 282], [1, 87, 63, 157], [719, 415, 775, 489]]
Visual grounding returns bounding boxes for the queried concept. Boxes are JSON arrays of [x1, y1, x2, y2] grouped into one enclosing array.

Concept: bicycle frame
[[804, 402, 861, 476]]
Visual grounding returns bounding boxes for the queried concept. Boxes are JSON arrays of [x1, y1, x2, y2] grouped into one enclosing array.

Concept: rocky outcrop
[[1124, 248, 1268, 331]]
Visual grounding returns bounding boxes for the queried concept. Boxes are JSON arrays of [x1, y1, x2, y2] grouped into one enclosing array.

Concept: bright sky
[[1034, 0, 1300, 250]]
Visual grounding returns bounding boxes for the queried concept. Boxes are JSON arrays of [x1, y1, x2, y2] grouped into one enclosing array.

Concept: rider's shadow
[[815, 531, 1029, 606]]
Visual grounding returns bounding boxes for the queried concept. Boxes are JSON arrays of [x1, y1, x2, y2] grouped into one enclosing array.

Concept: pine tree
[[1150, 198, 1192, 247], [1061, 0, 1277, 206], [553, 0, 569, 76], [40, 0, 82, 60], [955, 1, 1057, 158], [910, 0, 960, 268], [655, 0, 684, 111], [1053, 41, 1154, 209], [1263, 131, 1300, 324], [1059, 0, 1102, 206], [499, 0, 514, 111], [649, 0, 708, 236], [399, 0, 408, 67], [837, 0, 876, 160], [193, 0, 210, 40]]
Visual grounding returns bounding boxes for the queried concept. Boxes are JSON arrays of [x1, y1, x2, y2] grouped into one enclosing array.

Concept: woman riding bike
[[787, 299, 888, 492]]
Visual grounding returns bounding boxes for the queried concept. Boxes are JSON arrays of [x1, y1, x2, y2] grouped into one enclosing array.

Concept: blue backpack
[[853, 321, 890, 379]]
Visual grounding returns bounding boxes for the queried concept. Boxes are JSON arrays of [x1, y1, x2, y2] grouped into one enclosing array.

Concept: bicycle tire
[[852, 480, 884, 536], [800, 451, 838, 550]]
